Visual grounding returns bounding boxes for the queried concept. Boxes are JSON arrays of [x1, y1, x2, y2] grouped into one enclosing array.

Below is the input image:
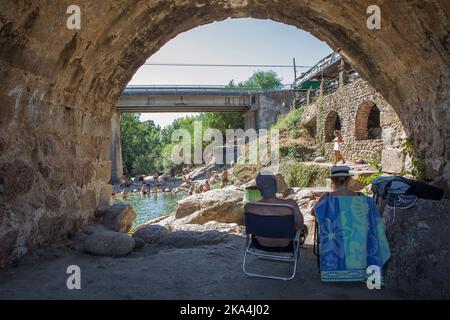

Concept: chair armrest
[[294, 230, 301, 243]]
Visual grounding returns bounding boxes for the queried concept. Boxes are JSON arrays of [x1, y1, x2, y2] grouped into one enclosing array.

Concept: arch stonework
[[324, 111, 342, 142], [355, 100, 381, 140], [0, 0, 449, 266]]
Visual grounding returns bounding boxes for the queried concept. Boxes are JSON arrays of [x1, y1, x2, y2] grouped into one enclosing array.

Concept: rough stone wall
[[109, 111, 123, 185], [242, 109, 256, 131], [256, 90, 294, 130], [0, 0, 448, 268], [384, 199, 450, 299], [302, 79, 407, 170]]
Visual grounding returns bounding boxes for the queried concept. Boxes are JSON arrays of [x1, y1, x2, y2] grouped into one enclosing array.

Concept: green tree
[[202, 112, 244, 133], [120, 71, 283, 174], [120, 113, 162, 176], [228, 70, 283, 90]]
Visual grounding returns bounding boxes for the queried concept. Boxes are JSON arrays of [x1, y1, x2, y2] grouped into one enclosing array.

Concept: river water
[[113, 192, 186, 228]]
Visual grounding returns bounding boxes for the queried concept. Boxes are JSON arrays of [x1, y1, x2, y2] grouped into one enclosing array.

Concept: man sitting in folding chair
[[243, 172, 305, 281]]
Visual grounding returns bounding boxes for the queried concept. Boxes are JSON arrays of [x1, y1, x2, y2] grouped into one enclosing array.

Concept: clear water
[[113, 192, 186, 228]]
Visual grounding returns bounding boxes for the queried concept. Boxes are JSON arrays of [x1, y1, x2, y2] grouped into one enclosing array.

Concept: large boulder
[[287, 187, 328, 215], [95, 203, 137, 233], [83, 230, 135, 257], [157, 230, 231, 248], [381, 148, 406, 174], [174, 186, 244, 224], [190, 163, 216, 180], [132, 224, 170, 243], [274, 173, 289, 195], [384, 199, 450, 298], [232, 164, 262, 184], [170, 221, 244, 234]]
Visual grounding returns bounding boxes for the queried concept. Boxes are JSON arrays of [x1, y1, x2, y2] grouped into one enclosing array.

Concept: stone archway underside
[[0, 0, 449, 266]]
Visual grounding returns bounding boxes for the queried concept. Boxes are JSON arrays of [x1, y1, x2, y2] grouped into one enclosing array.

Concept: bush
[[401, 136, 427, 180], [280, 161, 329, 188], [272, 108, 304, 132]]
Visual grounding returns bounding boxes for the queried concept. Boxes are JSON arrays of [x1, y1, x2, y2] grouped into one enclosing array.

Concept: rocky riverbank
[[72, 179, 327, 258]]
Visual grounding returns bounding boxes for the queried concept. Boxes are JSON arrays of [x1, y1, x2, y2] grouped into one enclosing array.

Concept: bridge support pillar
[[109, 111, 123, 185], [242, 109, 257, 131]]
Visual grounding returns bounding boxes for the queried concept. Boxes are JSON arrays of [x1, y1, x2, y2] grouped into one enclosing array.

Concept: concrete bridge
[[110, 86, 295, 184], [117, 85, 261, 113]]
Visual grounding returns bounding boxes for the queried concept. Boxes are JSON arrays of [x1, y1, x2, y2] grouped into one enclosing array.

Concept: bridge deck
[[117, 85, 262, 112]]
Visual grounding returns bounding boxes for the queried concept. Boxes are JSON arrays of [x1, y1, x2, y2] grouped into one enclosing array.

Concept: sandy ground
[[0, 233, 408, 300]]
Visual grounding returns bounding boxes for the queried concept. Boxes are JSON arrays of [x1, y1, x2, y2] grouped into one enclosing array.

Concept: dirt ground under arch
[[0, 232, 408, 300]]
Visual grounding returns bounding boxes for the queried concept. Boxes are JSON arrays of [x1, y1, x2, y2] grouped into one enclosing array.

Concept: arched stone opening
[[325, 111, 342, 142], [355, 101, 382, 140], [0, 0, 448, 267]]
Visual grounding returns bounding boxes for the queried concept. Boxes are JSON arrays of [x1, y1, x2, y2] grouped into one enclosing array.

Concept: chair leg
[[242, 243, 300, 281]]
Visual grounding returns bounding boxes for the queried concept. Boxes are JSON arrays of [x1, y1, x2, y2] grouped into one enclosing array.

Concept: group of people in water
[[112, 167, 232, 200], [112, 171, 176, 200], [112, 129, 346, 201], [184, 169, 230, 195]]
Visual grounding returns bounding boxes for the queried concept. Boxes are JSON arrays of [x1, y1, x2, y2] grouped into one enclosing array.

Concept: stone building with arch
[[297, 54, 407, 173]]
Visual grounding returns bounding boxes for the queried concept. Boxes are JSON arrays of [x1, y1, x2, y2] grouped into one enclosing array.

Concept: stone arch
[[324, 111, 342, 142], [355, 101, 382, 140], [0, 0, 448, 267]]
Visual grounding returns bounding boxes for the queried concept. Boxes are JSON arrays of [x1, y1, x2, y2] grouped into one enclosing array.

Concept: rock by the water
[[96, 203, 137, 233], [157, 230, 231, 248], [275, 173, 289, 194], [132, 224, 170, 243], [132, 237, 145, 251], [384, 199, 450, 298], [83, 230, 135, 257], [189, 163, 215, 180], [174, 186, 244, 224], [314, 156, 326, 163], [81, 223, 106, 235], [170, 221, 244, 234]]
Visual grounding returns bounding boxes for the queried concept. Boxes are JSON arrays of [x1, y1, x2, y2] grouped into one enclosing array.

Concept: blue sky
[[131, 18, 332, 127]]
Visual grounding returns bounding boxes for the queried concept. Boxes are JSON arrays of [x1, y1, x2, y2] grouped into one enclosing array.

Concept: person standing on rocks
[[202, 180, 211, 192], [221, 169, 229, 188], [333, 130, 346, 164]]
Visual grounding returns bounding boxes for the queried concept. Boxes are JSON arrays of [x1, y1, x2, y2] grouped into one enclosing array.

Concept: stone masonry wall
[[301, 79, 406, 171], [256, 91, 294, 130]]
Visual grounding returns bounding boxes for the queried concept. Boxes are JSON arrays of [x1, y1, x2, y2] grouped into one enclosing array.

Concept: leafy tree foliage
[[120, 113, 162, 176], [227, 70, 283, 90], [119, 71, 283, 176]]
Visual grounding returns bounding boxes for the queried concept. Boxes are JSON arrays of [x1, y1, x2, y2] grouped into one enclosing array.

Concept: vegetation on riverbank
[[120, 71, 283, 177], [280, 161, 329, 188]]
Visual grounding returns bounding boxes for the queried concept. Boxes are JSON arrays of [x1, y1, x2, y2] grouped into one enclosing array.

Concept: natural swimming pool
[[113, 192, 186, 228]]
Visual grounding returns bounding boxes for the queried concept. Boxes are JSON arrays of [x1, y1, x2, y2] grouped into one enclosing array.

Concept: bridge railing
[[122, 84, 294, 96]]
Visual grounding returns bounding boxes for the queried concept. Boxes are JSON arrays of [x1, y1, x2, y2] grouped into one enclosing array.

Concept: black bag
[[405, 181, 444, 200]]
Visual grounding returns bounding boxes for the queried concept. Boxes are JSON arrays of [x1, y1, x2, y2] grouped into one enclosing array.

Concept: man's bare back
[[245, 197, 304, 247]]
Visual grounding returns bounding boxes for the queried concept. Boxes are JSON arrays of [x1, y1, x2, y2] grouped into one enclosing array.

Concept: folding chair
[[242, 202, 301, 281], [313, 217, 321, 272]]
